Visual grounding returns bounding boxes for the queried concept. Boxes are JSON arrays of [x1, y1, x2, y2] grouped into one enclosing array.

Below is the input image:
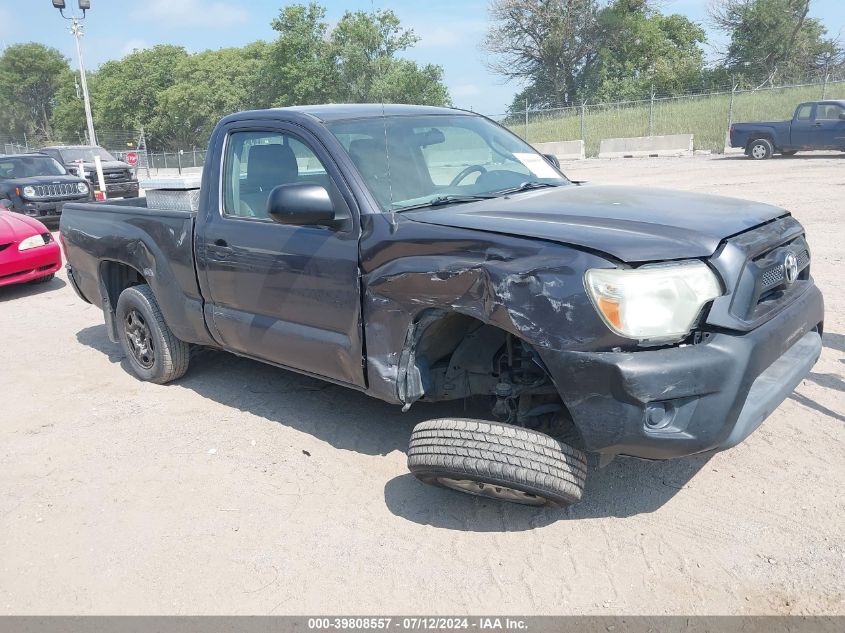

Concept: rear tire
[[748, 138, 774, 160], [115, 284, 190, 384], [408, 418, 587, 507]]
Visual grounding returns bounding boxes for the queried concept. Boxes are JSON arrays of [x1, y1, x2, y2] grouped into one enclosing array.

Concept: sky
[[0, 0, 843, 116]]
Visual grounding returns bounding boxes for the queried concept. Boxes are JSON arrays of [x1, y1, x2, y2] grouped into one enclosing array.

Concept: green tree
[[0, 43, 70, 142], [587, 0, 707, 101], [331, 8, 419, 102], [484, 0, 602, 110], [711, 0, 844, 85], [156, 44, 270, 149], [267, 2, 336, 106], [92, 45, 189, 148]]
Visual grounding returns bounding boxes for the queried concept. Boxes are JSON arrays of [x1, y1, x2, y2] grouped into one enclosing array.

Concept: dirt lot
[[1, 154, 843, 615]]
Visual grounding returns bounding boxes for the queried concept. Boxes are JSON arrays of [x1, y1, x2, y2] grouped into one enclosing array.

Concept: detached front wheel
[[115, 284, 190, 384], [408, 419, 587, 507]]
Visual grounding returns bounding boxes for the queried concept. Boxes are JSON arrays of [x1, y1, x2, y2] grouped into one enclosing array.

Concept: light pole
[[52, 1, 97, 147]]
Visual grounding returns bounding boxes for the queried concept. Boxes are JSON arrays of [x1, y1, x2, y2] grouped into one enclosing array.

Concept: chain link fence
[[496, 76, 845, 156]]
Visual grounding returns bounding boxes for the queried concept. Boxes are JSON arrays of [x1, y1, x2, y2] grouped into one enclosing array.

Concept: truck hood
[[404, 184, 788, 262], [67, 160, 130, 172], [2, 174, 87, 188]]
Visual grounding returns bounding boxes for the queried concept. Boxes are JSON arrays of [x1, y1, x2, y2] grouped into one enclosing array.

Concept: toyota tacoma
[[59, 105, 824, 507]]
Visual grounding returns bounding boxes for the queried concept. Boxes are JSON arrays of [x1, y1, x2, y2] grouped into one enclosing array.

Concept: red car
[[0, 207, 62, 287]]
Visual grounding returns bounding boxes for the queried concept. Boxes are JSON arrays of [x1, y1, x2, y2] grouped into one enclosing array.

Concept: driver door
[[196, 124, 365, 387]]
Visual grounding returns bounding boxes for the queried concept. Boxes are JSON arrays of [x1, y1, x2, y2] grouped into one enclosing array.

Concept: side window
[[796, 105, 813, 121], [816, 104, 844, 120], [222, 130, 336, 220]]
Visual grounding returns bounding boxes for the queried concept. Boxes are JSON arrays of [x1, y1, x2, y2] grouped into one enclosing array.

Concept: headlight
[[77, 182, 89, 194], [585, 261, 722, 344], [22, 186, 36, 198], [18, 234, 48, 251]]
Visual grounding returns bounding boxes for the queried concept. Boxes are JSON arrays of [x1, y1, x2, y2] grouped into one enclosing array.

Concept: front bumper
[[539, 284, 824, 459], [0, 241, 62, 287], [16, 197, 88, 219]]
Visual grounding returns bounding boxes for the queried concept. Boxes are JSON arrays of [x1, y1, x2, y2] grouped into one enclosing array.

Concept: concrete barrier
[[598, 134, 693, 159], [533, 140, 586, 161]]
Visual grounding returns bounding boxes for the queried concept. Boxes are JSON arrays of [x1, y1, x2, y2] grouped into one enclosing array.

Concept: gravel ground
[[1, 153, 843, 615]]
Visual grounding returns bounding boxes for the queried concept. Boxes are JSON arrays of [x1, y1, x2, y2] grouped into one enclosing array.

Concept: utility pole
[[53, 1, 97, 147]]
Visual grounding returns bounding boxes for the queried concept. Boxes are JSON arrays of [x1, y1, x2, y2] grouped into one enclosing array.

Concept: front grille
[[705, 216, 812, 331], [33, 183, 80, 198], [104, 170, 130, 181], [759, 247, 810, 290]]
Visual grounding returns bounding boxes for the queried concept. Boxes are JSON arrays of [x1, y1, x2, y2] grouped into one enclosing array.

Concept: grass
[[505, 81, 845, 156]]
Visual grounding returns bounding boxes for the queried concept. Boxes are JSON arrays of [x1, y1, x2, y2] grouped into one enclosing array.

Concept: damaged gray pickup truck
[[60, 105, 824, 507]]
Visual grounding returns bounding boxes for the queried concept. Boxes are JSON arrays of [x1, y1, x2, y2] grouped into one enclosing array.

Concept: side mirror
[[266, 183, 335, 225], [543, 153, 561, 169]]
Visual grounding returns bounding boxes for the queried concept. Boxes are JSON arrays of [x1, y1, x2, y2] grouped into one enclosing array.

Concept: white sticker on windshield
[[513, 152, 559, 179]]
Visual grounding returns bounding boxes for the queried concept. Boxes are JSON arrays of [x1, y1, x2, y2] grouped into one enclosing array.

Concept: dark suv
[[39, 145, 139, 199], [0, 153, 91, 222]]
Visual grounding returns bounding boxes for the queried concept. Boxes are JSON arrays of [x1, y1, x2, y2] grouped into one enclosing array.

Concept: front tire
[[748, 138, 774, 160], [115, 284, 190, 384], [408, 418, 587, 507]]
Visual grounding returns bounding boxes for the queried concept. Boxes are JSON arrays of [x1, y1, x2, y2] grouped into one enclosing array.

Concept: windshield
[[0, 156, 68, 179], [327, 114, 569, 211], [57, 147, 117, 163]]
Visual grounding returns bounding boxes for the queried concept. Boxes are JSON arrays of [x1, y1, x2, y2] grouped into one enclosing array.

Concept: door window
[[815, 104, 844, 120], [795, 104, 813, 121], [222, 130, 335, 219]]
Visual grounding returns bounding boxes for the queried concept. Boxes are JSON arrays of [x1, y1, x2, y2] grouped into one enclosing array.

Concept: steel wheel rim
[[124, 309, 155, 369], [752, 144, 766, 159], [437, 477, 547, 506]]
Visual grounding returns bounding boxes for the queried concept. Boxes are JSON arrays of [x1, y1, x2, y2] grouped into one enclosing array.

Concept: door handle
[[207, 239, 233, 258]]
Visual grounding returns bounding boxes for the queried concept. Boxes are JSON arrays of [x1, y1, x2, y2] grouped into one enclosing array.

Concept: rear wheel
[[748, 138, 774, 160], [115, 284, 190, 384], [408, 418, 587, 507]]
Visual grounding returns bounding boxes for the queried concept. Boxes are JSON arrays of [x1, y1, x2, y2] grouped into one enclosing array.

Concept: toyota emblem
[[783, 251, 799, 285]]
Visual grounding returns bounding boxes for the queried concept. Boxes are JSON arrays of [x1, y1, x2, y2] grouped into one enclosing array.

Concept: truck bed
[[60, 197, 213, 347]]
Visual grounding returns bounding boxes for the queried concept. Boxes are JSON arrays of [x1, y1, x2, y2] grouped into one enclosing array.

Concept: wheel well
[[747, 135, 774, 149], [404, 310, 582, 445], [99, 260, 146, 312]]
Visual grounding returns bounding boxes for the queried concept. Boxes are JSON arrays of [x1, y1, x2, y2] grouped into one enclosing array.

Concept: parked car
[[60, 105, 824, 508], [0, 153, 91, 223], [39, 145, 139, 199], [730, 100, 845, 159], [0, 204, 61, 287]]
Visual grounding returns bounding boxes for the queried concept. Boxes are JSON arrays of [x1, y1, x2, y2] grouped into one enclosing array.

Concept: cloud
[[414, 19, 487, 50], [121, 39, 152, 57], [451, 83, 481, 98], [131, 0, 249, 29], [0, 7, 15, 43]]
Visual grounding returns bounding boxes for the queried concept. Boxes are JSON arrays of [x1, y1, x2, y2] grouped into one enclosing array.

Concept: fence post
[[728, 84, 737, 127], [524, 98, 529, 141], [649, 90, 655, 136], [580, 101, 586, 141]]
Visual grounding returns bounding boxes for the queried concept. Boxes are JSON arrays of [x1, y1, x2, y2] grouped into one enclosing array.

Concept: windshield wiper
[[495, 181, 562, 196], [393, 194, 498, 212]]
